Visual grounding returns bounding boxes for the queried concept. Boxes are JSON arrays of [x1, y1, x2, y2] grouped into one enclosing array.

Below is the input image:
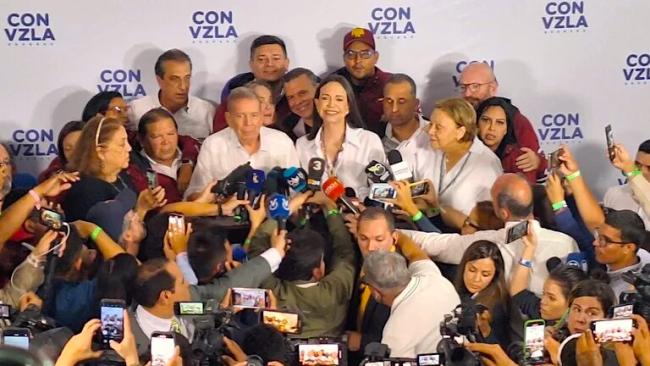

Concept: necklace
[[320, 130, 344, 176]]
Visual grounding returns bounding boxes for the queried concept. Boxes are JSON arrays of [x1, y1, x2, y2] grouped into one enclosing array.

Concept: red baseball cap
[[343, 27, 376, 50]]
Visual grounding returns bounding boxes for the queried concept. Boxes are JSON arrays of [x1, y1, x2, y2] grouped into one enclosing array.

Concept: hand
[[176, 164, 193, 194], [306, 190, 337, 210], [575, 330, 603, 366], [418, 179, 438, 208], [192, 180, 218, 204], [266, 290, 278, 310], [516, 147, 542, 172], [33, 230, 61, 257], [544, 331, 561, 365], [346, 331, 362, 352], [387, 181, 419, 216], [631, 315, 650, 366], [222, 337, 248, 366], [611, 144, 636, 174], [245, 194, 267, 229], [288, 191, 315, 214], [343, 213, 359, 237], [522, 220, 538, 251], [221, 194, 250, 216], [270, 229, 288, 257], [55, 319, 103, 366], [219, 289, 242, 314], [613, 342, 637, 366], [72, 220, 95, 240], [164, 222, 193, 259], [464, 342, 517, 366], [34, 171, 79, 198], [557, 145, 580, 177], [19, 292, 43, 312], [109, 310, 139, 366], [545, 173, 566, 204], [136, 186, 167, 219], [223, 241, 241, 272]]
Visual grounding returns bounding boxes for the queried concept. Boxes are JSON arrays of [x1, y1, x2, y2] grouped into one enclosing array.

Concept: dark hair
[[132, 258, 175, 308], [155, 49, 192, 78], [604, 209, 646, 249], [547, 265, 588, 301], [276, 228, 326, 282], [454, 240, 509, 312], [475, 97, 519, 159], [137, 107, 178, 139], [241, 324, 290, 364], [307, 74, 366, 140], [568, 279, 616, 315], [358, 207, 395, 232], [95, 253, 138, 306], [497, 188, 533, 220], [385, 73, 417, 96], [283, 67, 320, 85], [638, 139, 650, 154], [187, 224, 228, 284], [250, 35, 287, 60], [56, 121, 85, 165], [54, 227, 84, 278], [82, 91, 122, 122]]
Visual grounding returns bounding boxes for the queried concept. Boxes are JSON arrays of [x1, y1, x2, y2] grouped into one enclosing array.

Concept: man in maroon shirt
[[458, 62, 547, 180]]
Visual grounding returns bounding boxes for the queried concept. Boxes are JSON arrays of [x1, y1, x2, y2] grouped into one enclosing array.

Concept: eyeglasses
[[95, 117, 106, 147], [593, 230, 630, 247], [344, 49, 376, 60], [457, 82, 492, 93]]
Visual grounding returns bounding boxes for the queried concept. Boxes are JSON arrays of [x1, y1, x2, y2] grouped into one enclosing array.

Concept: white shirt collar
[[384, 115, 428, 144], [135, 305, 175, 339], [314, 125, 364, 150]]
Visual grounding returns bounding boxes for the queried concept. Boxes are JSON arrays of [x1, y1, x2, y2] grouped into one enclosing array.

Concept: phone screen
[[231, 288, 267, 309], [298, 344, 340, 366], [592, 318, 633, 343], [548, 149, 562, 171], [409, 181, 429, 197], [100, 301, 125, 345], [168, 214, 185, 232], [417, 353, 443, 365], [0, 304, 11, 318], [524, 321, 546, 364], [370, 184, 396, 200], [146, 170, 158, 189], [506, 221, 529, 243], [612, 304, 634, 319], [262, 310, 301, 334], [151, 332, 176, 366], [177, 302, 204, 316], [40, 209, 63, 230]]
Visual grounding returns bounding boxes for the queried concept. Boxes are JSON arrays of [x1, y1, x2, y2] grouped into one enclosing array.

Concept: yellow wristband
[[565, 170, 581, 182]]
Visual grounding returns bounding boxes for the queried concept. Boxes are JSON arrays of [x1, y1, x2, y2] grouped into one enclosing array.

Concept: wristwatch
[[181, 159, 194, 167]]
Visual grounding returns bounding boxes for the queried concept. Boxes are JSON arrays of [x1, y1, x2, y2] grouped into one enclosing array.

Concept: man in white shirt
[[603, 140, 650, 228], [362, 236, 459, 358], [283, 68, 319, 140], [401, 174, 578, 296], [186, 87, 299, 198], [128, 49, 216, 140], [381, 73, 430, 178]]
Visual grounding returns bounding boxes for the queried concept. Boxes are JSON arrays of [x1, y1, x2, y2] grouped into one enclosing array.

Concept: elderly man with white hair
[[362, 234, 459, 358]]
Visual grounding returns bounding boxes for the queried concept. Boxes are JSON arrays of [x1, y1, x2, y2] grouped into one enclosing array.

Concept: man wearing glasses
[[458, 62, 547, 180], [334, 27, 391, 137]]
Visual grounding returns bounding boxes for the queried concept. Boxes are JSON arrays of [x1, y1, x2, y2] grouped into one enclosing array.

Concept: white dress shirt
[[141, 149, 182, 180], [401, 220, 578, 296], [603, 184, 650, 229], [135, 305, 191, 339], [382, 116, 431, 180], [295, 126, 387, 199], [128, 94, 216, 140], [186, 127, 299, 197], [416, 137, 503, 215], [381, 260, 460, 358]]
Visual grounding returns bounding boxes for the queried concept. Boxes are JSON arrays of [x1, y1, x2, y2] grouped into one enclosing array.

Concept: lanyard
[[438, 152, 472, 197]]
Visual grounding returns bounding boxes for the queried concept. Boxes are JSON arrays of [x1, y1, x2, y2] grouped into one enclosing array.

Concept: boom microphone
[[322, 177, 359, 215], [387, 150, 412, 182]]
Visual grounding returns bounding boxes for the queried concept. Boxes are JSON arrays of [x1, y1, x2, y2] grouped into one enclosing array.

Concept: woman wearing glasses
[[62, 116, 166, 222]]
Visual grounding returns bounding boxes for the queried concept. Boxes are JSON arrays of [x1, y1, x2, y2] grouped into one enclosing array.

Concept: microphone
[[246, 169, 265, 208], [307, 158, 325, 191], [365, 160, 394, 184], [283, 167, 308, 193], [264, 167, 285, 196], [387, 150, 412, 182], [212, 162, 253, 195], [322, 177, 359, 215], [233, 183, 248, 223], [565, 252, 588, 272], [267, 193, 290, 230], [546, 256, 562, 272]]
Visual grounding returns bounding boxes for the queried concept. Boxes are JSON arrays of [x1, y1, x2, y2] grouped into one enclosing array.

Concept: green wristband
[[327, 209, 340, 217], [243, 238, 252, 248], [565, 170, 581, 182], [90, 226, 103, 242], [411, 211, 424, 222], [551, 200, 568, 211], [625, 169, 641, 178]]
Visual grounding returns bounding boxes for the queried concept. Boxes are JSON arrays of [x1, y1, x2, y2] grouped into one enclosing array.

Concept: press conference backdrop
[[1, 0, 648, 198]]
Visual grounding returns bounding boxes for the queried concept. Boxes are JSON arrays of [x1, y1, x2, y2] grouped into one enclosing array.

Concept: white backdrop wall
[[1, 0, 648, 198]]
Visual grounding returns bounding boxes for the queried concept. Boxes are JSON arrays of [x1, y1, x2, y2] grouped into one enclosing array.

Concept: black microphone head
[[546, 257, 562, 272], [365, 160, 394, 183], [387, 150, 403, 164], [344, 187, 357, 198], [307, 158, 325, 190]]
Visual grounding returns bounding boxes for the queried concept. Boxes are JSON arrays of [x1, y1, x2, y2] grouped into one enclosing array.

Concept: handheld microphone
[[233, 183, 248, 223], [365, 160, 394, 184], [387, 150, 412, 182], [267, 193, 290, 230], [307, 158, 325, 191], [546, 256, 562, 272], [565, 252, 588, 272], [212, 162, 253, 195], [246, 169, 265, 209], [322, 177, 359, 215], [283, 167, 308, 193], [264, 167, 284, 196]]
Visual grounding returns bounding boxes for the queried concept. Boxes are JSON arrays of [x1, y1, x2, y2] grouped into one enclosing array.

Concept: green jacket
[[249, 214, 356, 338]]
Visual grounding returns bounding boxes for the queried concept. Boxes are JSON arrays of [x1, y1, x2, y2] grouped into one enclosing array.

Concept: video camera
[[437, 302, 481, 366], [620, 263, 650, 322], [359, 342, 417, 365]]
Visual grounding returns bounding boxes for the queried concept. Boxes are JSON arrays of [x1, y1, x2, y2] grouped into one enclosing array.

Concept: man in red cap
[[333, 27, 391, 137]]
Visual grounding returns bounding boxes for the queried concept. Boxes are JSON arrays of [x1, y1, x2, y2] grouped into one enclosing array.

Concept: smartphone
[[368, 183, 397, 201], [174, 301, 205, 316], [146, 169, 158, 189], [591, 318, 634, 343], [151, 331, 176, 366], [2, 328, 30, 350], [506, 220, 529, 244], [417, 352, 444, 365], [298, 343, 340, 366], [605, 124, 615, 161], [39, 208, 63, 230], [262, 310, 301, 334], [168, 214, 185, 233], [409, 180, 429, 198], [612, 304, 634, 319], [524, 319, 547, 365], [0, 304, 11, 319], [548, 148, 563, 172], [231, 288, 268, 309], [100, 299, 126, 347]]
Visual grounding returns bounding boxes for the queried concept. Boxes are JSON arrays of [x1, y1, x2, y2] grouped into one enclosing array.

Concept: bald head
[[459, 63, 498, 108], [490, 174, 533, 221]]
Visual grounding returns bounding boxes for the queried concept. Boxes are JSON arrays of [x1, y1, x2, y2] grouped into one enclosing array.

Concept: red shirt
[[499, 112, 548, 184]]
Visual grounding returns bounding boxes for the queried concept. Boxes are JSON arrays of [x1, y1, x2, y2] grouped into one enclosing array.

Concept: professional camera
[[11, 304, 57, 335], [620, 263, 650, 322], [437, 301, 481, 366], [358, 342, 416, 365]]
